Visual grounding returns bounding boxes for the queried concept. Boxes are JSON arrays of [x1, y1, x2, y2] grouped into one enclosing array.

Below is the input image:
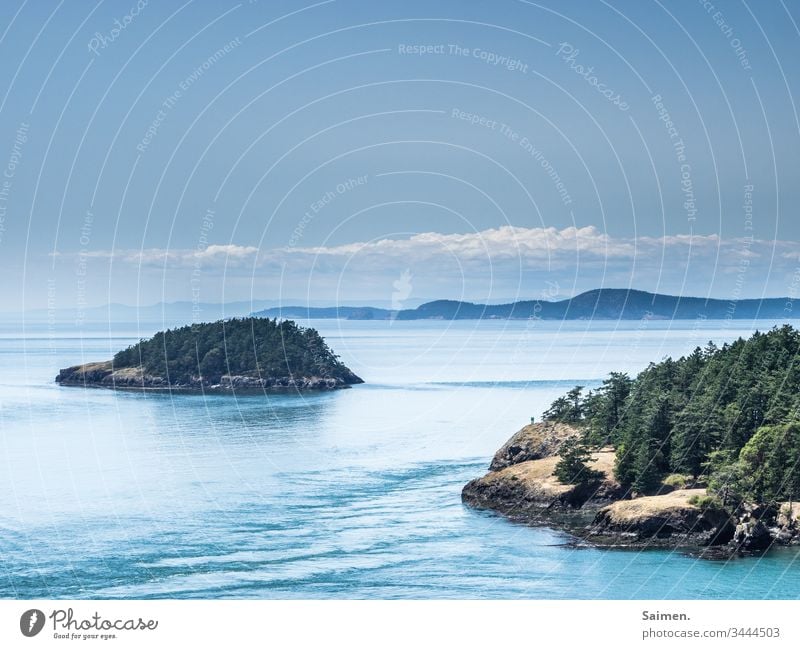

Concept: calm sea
[[1, 317, 799, 599]]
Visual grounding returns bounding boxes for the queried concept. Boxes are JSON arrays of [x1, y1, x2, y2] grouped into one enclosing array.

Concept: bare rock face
[[732, 520, 773, 552], [589, 489, 734, 546], [56, 361, 356, 391], [56, 361, 115, 384], [488, 421, 580, 471], [773, 502, 800, 545], [730, 503, 778, 552]]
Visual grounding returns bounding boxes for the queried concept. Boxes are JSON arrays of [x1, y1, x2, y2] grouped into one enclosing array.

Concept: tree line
[[112, 317, 353, 384], [546, 325, 800, 504]]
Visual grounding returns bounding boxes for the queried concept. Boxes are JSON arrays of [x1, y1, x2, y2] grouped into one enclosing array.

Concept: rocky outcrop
[[488, 421, 579, 471], [727, 502, 800, 550], [464, 421, 800, 555], [463, 421, 619, 517], [57, 361, 116, 384], [732, 519, 773, 552], [463, 450, 622, 517], [588, 489, 734, 547], [462, 422, 743, 553], [773, 502, 800, 545], [56, 361, 358, 391]]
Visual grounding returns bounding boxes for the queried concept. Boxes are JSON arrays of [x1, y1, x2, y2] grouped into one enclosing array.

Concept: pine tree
[[554, 437, 602, 485], [540, 326, 800, 495], [543, 386, 585, 424], [632, 436, 664, 495]]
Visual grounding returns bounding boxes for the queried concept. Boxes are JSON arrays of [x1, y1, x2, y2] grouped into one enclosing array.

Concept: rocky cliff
[[587, 489, 734, 547], [56, 360, 359, 391], [488, 421, 579, 471], [462, 422, 799, 554]]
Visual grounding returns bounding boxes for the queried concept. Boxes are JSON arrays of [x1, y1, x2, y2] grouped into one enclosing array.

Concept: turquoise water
[[1, 317, 799, 599]]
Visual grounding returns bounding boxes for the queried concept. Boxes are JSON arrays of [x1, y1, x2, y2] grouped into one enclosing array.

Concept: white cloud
[[55, 226, 798, 299], [276, 225, 791, 275], [72, 244, 260, 268], [292, 225, 633, 261]]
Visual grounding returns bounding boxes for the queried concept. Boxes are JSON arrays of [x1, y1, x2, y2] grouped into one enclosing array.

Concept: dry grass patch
[[601, 488, 707, 525]]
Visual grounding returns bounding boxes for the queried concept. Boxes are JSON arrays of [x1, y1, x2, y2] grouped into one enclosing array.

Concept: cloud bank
[[55, 226, 799, 302]]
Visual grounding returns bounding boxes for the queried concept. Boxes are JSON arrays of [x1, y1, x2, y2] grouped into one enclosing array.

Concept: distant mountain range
[[253, 289, 796, 321], [5, 298, 425, 323]]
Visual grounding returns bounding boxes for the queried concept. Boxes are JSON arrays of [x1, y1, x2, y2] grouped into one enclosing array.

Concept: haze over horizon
[[1, 1, 799, 313], [6, 285, 798, 323]]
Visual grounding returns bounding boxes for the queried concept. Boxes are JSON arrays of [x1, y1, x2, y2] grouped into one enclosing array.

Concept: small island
[[463, 325, 800, 555], [56, 317, 363, 392]]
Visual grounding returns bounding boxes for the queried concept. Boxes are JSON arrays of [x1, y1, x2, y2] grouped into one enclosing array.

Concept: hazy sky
[[1, 0, 799, 312]]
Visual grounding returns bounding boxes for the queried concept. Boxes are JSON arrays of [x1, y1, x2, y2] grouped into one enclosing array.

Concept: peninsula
[[463, 325, 800, 554], [56, 317, 363, 391]]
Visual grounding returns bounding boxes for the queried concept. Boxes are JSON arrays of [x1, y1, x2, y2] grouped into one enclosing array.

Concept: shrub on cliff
[[554, 437, 603, 486]]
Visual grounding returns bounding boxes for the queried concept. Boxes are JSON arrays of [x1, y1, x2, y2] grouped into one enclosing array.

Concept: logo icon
[[20, 609, 45, 637]]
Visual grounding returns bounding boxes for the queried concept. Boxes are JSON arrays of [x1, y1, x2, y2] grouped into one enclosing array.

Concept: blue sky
[[0, 0, 799, 312]]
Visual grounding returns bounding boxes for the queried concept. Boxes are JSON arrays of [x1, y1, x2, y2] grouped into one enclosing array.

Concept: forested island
[[463, 325, 800, 554], [56, 317, 363, 391], [256, 288, 794, 321]]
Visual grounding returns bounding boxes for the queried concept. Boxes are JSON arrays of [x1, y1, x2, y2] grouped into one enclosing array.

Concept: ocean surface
[[1, 317, 800, 599]]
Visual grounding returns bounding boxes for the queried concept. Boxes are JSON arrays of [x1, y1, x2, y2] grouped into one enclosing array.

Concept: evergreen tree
[[566, 386, 585, 422], [111, 317, 357, 384], [705, 449, 745, 506], [632, 436, 664, 495], [554, 437, 602, 485], [543, 325, 800, 492], [543, 386, 585, 424], [585, 372, 631, 444], [737, 422, 800, 503], [669, 399, 723, 477]]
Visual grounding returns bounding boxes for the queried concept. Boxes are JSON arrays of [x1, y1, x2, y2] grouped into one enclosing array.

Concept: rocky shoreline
[[462, 422, 800, 556], [56, 360, 362, 392]]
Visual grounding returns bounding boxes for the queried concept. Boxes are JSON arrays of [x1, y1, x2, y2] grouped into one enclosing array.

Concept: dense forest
[[112, 317, 359, 384], [544, 325, 800, 504]]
